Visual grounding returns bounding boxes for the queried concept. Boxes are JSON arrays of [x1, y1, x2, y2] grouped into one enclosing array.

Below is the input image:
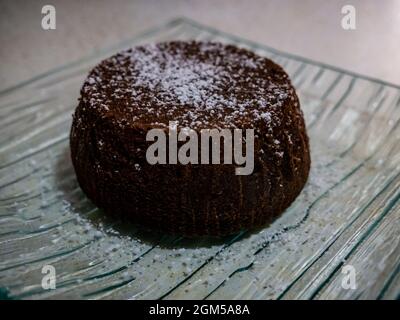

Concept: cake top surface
[[81, 41, 296, 130]]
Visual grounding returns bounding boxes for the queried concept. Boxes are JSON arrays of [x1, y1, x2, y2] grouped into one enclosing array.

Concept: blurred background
[[1, 0, 400, 91]]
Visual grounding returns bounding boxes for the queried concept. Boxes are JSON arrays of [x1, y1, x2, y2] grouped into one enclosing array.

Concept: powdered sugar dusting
[[81, 41, 295, 131]]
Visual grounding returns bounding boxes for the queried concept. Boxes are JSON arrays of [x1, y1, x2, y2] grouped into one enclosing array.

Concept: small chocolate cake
[[70, 41, 310, 236]]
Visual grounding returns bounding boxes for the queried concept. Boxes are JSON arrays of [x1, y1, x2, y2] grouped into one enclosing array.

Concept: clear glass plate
[[0, 18, 399, 300]]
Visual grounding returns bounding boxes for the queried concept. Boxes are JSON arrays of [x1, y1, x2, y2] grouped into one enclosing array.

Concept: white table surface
[[1, 0, 400, 91]]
